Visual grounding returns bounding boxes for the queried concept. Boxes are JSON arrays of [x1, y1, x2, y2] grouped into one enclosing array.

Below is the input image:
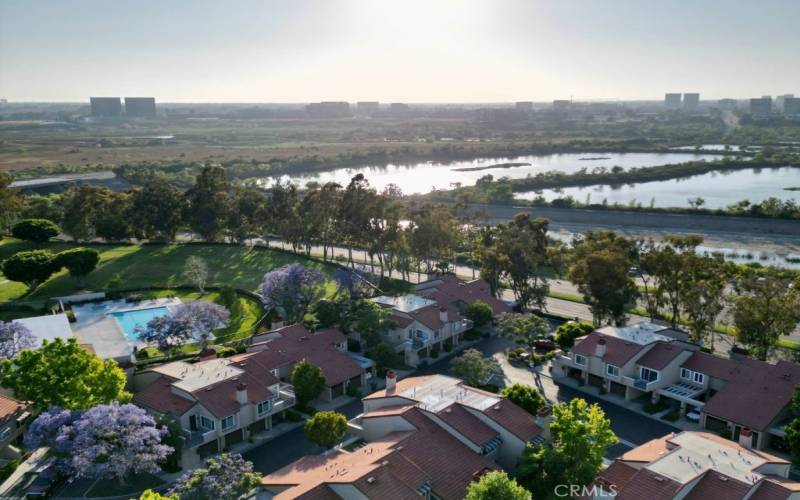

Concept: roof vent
[[718, 475, 728, 481], [445, 407, 452, 413], [493, 405, 501, 411], [654, 476, 664, 483], [366, 477, 376, 484]]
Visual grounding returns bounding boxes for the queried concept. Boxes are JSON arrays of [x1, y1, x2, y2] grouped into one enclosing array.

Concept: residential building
[[553, 323, 800, 451], [682, 93, 700, 110], [389, 102, 410, 113], [751, 97, 773, 119], [261, 373, 546, 499], [592, 431, 800, 499], [515, 101, 533, 111], [89, 97, 122, 116], [245, 324, 372, 401], [664, 93, 682, 109], [776, 94, 794, 112], [124, 97, 156, 118], [0, 395, 31, 459], [305, 101, 351, 118], [371, 276, 510, 367]]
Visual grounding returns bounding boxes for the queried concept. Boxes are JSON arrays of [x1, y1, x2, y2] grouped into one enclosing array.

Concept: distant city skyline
[[1, 0, 799, 102]]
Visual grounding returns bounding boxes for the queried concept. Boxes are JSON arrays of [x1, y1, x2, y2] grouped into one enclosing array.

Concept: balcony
[[183, 428, 216, 448], [453, 318, 473, 334], [621, 376, 658, 391], [272, 383, 296, 413]]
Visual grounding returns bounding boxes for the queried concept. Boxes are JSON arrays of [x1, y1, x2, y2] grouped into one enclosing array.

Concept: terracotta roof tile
[[616, 469, 683, 500], [572, 332, 646, 367], [596, 461, 638, 491], [435, 403, 499, 447], [479, 398, 539, 442], [683, 472, 752, 500], [132, 375, 196, 416], [620, 435, 671, 463], [416, 275, 511, 316], [637, 342, 686, 370], [750, 478, 800, 500], [681, 351, 740, 380], [0, 394, 29, 425]]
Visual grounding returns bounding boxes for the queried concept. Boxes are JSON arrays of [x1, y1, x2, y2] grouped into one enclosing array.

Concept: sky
[[1, 0, 799, 103]]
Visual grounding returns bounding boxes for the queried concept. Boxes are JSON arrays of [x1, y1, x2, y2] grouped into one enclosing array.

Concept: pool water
[[109, 306, 171, 342]]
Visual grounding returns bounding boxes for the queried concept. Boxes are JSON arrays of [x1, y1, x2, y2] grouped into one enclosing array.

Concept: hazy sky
[[1, 0, 798, 102]]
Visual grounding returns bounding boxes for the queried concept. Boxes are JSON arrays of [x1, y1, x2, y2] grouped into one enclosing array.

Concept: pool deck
[[71, 298, 183, 361]]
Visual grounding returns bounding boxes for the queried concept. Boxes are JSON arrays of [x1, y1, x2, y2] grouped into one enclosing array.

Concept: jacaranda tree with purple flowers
[[25, 403, 173, 483], [135, 314, 195, 354], [260, 264, 326, 323], [0, 321, 37, 359], [172, 301, 230, 350], [169, 453, 260, 499], [333, 266, 378, 299]]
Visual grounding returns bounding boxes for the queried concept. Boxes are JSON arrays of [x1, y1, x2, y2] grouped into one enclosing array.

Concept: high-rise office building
[[553, 99, 571, 111], [718, 98, 737, 111], [306, 101, 351, 118], [515, 101, 533, 111], [664, 93, 682, 109], [776, 94, 795, 112], [125, 97, 157, 118], [784, 97, 800, 117], [750, 97, 772, 118], [90, 97, 122, 117], [356, 101, 379, 115], [682, 93, 700, 109]]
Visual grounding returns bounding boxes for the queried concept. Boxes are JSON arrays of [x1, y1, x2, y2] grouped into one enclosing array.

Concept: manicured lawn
[[0, 238, 338, 304]]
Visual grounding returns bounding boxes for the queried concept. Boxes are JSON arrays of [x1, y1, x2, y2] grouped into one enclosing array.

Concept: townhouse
[[593, 431, 800, 499], [372, 276, 511, 367], [133, 324, 369, 466], [0, 395, 31, 460], [553, 322, 800, 451], [261, 372, 546, 499]]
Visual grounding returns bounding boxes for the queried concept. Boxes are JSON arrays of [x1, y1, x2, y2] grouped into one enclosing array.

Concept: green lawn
[[0, 238, 338, 304]]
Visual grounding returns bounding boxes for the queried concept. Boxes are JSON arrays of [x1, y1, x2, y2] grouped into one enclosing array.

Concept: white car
[[686, 410, 701, 423]]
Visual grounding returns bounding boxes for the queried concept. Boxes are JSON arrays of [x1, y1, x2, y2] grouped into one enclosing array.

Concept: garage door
[[224, 428, 244, 447], [588, 374, 604, 388], [198, 440, 219, 458], [249, 419, 267, 434], [609, 381, 626, 397]]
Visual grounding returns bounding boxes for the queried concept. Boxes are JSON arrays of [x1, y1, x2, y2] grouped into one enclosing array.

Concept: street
[[245, 336, 678, 475]]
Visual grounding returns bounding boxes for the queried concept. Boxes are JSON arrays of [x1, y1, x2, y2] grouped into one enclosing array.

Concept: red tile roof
[[572, 332, 646, 367], [132, 375, 196, 416], [416, 275, 511, 316], [683, 472, 752, 500], [191, 372, 274, 418], [681, 351, 740, 380], [750, 478, 800, 500], [636, 342, 687, 370], [616, 469, 683, 500], [479, 398, 539, 442], [435, 403, 499, 447], [0, 394, 29, 425], [596, 461, 638, 491]]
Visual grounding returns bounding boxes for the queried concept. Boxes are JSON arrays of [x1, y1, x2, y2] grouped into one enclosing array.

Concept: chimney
[[439, 307, 448, 323], [595, 337, 607, 358], [739, 427, 753, 449], [385, 370, 397, 392], [271, 316, 285, 330], [236, 382, 248, 405]]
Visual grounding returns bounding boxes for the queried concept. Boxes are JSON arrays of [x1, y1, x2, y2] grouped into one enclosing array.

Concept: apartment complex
[[664, 93, 682, 109], [261, 373, 546, 499], [124, 97, 157, 118], [750, 97, 773, 118], [133, 325, 368, 466], [89, 97, 122, 116], [371, 276, 510, 367], [593, 431, 800, 499], [553, 323, 800, 451], [682, 93, 700, 110], [0, 395, 31, 459]]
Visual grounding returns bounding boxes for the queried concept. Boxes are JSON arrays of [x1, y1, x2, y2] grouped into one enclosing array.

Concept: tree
[[680, 256, 730, 346], [130, 179, 186, 242], [451, 348, 496, 387], [184, 165, 231, 241], [11, 218, 60, 243], [554, 321, 594, 351], [291, 359, 326, 408], [0, 321, 37, 359], [569, 232, 637, 326], [0, 337, 130, 410], [784, 386, 800, 465], [465, 301, 494, 328], [171, 301, 230, 350], [733, 273, 800, 361], [496, 313, 549, 360], [139, 490, 177, 500], [54, 247, 100, 287], [489, 214, 550, 310], [366, 342, 400, 375], [59, 184, 112, 242], [465, 471, 531, 500], [169, 453, 260, 500], [517, 398, 617, 498], [135, 314, 196, 354], [341, 299, 396, 348], [260, 264, 326, 323], [1, 250, 60, 289], [500, 383, 546, 415], [184, 256, 209, 294], [25, 403, 173, 482], [0, 172, 23, 233], [304, 411, 348, 449]]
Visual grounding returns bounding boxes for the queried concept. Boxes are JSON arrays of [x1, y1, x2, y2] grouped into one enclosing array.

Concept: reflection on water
[[269, 152, 723, 194], [516, 167, 800, 209]]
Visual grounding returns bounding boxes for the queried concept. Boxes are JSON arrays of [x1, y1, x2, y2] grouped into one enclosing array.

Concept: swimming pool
[[108, 306, 171, 342]]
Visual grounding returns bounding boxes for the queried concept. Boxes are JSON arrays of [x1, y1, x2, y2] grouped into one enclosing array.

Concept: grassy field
[[0, 238, 337, 305]]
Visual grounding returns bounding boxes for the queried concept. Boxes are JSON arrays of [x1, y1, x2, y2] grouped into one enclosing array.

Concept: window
[[606, 365, 619, 377], [574, 354, 586, 366], [681, 368, 691, 380], [270, 369, 279, 377], [693, 372, 705, 384], [221, 415, 235, 430], [640, 367, 659, 382], [200, 415, 215, 431], [681, 368, 705, 385], [257, 400, 271, 416]]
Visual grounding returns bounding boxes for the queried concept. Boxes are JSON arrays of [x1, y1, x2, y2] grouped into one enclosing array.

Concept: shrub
[[662, 409, 680, 422], [444, 343, 453, 352], [285, 410, 303, 422], [346, 384, 361, 398], [643, 399, 669, 414], [11, 219, 60, 243], [500, 384, 546, 415], [430, 346, 440, 358], [719, 427, 732, 440], [217, 347, 237, 358], [219, 285, 238, 309], [465, 301, 494, 328], [463, 329, 481, 341], [554, 321, 594, 350], [0, 459, 19, 483]]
